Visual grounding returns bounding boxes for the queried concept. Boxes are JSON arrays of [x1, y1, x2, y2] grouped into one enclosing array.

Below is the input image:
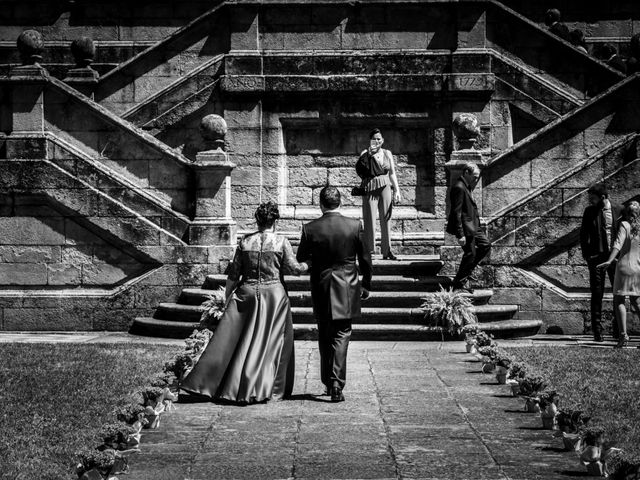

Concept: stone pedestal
[[189, 149, 237, 246], [64, 67, 99, 98]]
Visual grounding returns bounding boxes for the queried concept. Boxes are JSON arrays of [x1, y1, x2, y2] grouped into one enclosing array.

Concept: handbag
[[351, 185, 365, 196]]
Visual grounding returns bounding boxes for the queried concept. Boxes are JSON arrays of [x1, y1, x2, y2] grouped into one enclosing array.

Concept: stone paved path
[[125, 340, 586, 480]]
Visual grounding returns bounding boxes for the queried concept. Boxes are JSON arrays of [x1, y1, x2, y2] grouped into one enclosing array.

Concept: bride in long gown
[[180, 202, 309, 403]]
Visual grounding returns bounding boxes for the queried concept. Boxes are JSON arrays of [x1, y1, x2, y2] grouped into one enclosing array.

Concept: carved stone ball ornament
[[199, 114, 228, 150], [17, 30, 44, 65], [71, 37, 96, 68], [452, 113, 481, 150]]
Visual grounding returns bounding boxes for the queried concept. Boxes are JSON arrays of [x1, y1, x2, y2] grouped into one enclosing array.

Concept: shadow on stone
[[287, 393, 332, 403]]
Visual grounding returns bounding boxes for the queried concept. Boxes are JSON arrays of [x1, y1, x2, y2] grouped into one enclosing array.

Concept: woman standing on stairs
[[180, 202, 310, 403], [598, 201, 640, 348], [356, 128, 402, 260]]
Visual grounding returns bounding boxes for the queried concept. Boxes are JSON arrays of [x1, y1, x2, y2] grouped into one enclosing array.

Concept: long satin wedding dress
[[180, 231, 307, 403]]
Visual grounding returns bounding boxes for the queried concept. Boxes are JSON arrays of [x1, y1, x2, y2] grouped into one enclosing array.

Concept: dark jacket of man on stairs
[[445, 162, 491, 291], [297, 186, 372, 402]]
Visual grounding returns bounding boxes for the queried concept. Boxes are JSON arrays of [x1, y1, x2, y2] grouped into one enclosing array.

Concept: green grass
[[0, 343, 180, 480], [505, 346, 640, 458]]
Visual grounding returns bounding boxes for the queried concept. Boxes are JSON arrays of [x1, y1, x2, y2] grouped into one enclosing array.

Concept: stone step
[[290, 305, 518, 324], [287, 289, 494, 308], [202, 274, 452, 292], [154, 303, 205, 323], [179, 288, 494, 307], [129, 317, 541, 340], [141, 302, 517, 327]]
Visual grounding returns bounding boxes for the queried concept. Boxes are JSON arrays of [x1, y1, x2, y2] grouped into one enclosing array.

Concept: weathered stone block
[[0, 217, 65, 245], [4, 308, 92, 331], [47, 264, 82, 285], [289, 167, 328, 187], [0, 246, 60, 263], [0, 264, 47, 285]]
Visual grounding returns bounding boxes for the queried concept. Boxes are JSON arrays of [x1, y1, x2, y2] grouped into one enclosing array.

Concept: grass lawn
[[504, 346, 640, 459], [0, 342, 180, 480]]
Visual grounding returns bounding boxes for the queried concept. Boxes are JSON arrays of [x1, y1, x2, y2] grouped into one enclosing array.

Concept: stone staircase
[[130, 254, 542, 340]]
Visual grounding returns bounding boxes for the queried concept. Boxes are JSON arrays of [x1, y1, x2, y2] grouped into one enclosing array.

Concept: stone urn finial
[[17, 30, 44, 66], [70, 37, 96, 69], [199, 114, 228, 151], [452, 113, 481, 151]]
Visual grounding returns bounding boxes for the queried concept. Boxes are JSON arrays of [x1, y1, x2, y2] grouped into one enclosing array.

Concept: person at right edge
[[580, 183, 623, 342], [446, 162, 491, 292]]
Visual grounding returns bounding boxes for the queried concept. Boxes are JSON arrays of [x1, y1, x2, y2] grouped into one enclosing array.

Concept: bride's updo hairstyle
[[255, 201, 280, 229]]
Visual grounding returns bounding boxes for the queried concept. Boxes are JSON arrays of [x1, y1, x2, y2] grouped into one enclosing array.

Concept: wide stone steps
[[130, 254, 543, 340]]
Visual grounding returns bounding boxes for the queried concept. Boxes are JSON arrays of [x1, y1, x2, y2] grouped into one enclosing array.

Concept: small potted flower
[[138, 387, 166, 429], [477, 345, 498, 373], [555, 409, 590, 452], [517, 374, 547, 413], [494, 353, 512, 384], [463, 325, 480, 353], [539, 390, 560, 430], [164, 353, 195, 382], [198, 289, 226, 330], [579, 428, 621, 477], [421, 286, 478, 340], [507, 362, 527, 396], [76, 448, 115, 479], [99, 422, 137, 451]]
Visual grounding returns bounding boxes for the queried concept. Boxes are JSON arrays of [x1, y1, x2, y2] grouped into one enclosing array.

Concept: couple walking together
[[181, 186, 373, 404]]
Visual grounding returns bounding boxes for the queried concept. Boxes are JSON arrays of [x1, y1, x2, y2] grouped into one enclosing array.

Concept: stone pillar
[[6, 30, 49, 159], [63, 37, 99, 98], [444, 113, 486, 219], [189, 114, 237, 246]]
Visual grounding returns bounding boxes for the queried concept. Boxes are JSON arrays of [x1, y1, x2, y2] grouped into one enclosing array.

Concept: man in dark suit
[[580, 183, 623, 341], [446, 162, 491, 291], [297, 186, 372, 402]]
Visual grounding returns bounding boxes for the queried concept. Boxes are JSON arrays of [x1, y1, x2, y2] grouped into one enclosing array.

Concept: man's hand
[[361, 288, 370, 300], [457, 236, 466, 247]]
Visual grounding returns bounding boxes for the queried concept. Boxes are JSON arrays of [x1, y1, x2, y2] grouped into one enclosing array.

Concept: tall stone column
[[63, 37, 99, 98], [189, 114, 237, 246], [6, 30, 49, 159]]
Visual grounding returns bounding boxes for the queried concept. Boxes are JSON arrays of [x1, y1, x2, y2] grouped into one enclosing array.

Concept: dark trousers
[[453, 231, 492, 287], [317, 318, 352, 390], [587, 254, 619, 337]]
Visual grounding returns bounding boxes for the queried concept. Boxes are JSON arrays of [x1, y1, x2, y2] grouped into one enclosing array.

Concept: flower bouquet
[[420, 286, 478, 339], [539, 390, 560, 430], [198, 289, 226, 329]]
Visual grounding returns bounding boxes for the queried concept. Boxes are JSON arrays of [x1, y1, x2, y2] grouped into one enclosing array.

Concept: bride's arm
[[225, 246, 243, 299], [283, 237, 309, 275]]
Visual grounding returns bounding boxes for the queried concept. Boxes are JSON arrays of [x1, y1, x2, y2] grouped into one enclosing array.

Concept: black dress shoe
[[330, 387, 345, 403], [382, 252, 398, 261]]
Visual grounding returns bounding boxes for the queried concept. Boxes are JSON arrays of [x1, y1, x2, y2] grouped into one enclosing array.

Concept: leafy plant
[[76, 447, 115, 473], [508, 361, 528, 380], [114, 403, 146, 425], [557, 409, 591, 434], [421, 286, 477, 336], [139, 386, 165, 406], [473, 330, 494, 348], [98, 422, 136, 450], [477, 345, 499, 361], [164, 353, 195, 380], [494, 351, 512, 369], [538, 390, 560, 410], [583, 426, 606, 447], [518, 373, 547, 397]]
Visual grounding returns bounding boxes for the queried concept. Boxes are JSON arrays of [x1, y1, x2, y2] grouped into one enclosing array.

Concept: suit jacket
[[297, 212, 372, 321], [446, 177, 480, 238], [580, 202, 624, 260]]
